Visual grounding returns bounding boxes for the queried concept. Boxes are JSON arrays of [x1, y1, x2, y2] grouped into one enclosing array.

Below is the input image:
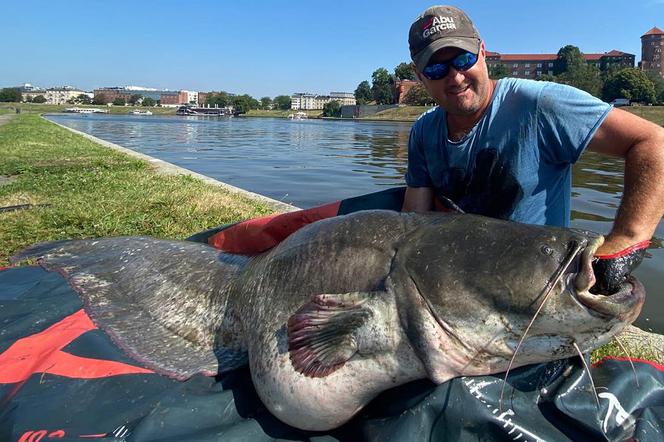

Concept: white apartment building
[[183, 90, 199, 105], [43, 87, 92, 105], [291, 92, 356, 110]]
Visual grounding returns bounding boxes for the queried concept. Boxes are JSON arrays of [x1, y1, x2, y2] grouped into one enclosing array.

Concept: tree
[[354, 81, 372, 105], [645, 71, 664, 103], [77, 94, 92, 104], [112, 97, 126, 106], [32, 95, 46, 103], [206, 91, 231, 107], [489, 63, 510, 80], [602, 68, 656, 104], [273, 95, 291, 110], [142, 97, 156, 107], [128, 94, 143, 105], [322, 100, 341, 117], [555, 45, 585, 75], [260, 96, 273, 109], [0, 88, 22, 102], [402, 83, 435, 106], [232, 94, 259, 114], [371, 68, 394, 105], [561, 63, 603, 98], [92, 93, 108, 105], [394, 62, 416, 80]]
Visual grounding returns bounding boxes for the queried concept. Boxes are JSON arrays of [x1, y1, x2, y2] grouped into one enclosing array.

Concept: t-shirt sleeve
[[404, 120, 433, 187], [536, 82, 611, 164]]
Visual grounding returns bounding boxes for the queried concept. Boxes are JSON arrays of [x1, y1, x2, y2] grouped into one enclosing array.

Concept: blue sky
[[2, 0, 662, 98]]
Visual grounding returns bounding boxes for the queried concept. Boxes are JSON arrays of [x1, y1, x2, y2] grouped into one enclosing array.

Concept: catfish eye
[[541, 245, 553, 256]]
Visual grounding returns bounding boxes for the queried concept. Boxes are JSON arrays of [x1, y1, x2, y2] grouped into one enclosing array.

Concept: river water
[[47, 113, 664, 333]]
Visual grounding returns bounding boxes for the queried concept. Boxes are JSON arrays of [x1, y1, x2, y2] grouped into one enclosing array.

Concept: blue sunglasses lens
[[423, 52, 478, 80]]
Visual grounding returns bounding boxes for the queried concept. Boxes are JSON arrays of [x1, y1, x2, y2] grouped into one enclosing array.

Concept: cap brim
[[413, 38, 480, 71]]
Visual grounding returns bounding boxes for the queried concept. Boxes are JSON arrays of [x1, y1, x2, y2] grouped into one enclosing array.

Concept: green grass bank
[[0, 114, 274, 265]]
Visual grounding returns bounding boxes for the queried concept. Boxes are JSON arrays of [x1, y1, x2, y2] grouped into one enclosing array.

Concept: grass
[[0, 114, 274, 265], [625, 105, 664, 126]]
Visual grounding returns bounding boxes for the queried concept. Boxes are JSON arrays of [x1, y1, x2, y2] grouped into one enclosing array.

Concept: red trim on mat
[[592, 355, 664, 371], [0, 266, 10, 271], [0, 309, 153, 384], [208, 201, 342, 254], [594, 240, 650, 259]]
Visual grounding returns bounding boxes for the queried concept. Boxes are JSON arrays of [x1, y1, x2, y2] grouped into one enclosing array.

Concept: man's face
[[416, 43, 491, 116]]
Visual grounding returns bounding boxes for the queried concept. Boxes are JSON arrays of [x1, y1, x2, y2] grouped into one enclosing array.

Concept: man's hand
[[591, 240, 650, 295]]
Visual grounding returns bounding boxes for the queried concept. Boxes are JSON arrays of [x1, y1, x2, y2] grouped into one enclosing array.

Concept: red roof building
[[486, 49, 635, 80]]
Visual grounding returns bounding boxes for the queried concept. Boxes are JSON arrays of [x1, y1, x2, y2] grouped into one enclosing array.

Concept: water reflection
[[47, 113, 664, 333]]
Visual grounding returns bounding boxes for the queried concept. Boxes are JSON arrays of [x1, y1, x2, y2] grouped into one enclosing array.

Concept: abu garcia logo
[[422, 16, 457, 38]]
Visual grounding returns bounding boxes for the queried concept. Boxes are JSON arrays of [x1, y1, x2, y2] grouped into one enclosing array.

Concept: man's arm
[[587, 107, 664, 255], [402, 186, 434, 212]]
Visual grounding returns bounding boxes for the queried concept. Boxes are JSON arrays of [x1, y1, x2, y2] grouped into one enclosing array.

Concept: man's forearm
[[604, 129, 664, 252]]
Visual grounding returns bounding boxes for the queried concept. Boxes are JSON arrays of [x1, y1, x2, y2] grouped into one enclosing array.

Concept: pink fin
[[287, 293, 371, 378]]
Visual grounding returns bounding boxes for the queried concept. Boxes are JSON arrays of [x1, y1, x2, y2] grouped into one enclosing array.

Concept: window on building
[[512, 71, 518, 75], [513, 63, 519, 67], [525, 70, 530, 75], [548, 70, 554, 75], [537, 63, 542, 68], [525, 63, 530, 67], [548, 62, 554, 67], [537, 70, 542, 76]]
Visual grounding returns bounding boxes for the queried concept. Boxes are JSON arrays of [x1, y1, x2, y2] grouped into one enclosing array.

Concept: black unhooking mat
[[2, 188, 663, 441]]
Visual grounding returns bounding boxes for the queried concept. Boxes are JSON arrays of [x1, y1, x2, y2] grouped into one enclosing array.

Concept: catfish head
[[390, 213, 645, 383]]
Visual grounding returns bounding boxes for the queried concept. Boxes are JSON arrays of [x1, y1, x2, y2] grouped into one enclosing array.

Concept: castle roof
[[642, 27, 664, 37]]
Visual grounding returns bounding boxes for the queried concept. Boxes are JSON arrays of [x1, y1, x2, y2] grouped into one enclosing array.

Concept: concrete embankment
[[46, 116, 299, 214]]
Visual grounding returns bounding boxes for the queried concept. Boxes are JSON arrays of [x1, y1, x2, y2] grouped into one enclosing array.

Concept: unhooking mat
[[1, 187, 663, 441]]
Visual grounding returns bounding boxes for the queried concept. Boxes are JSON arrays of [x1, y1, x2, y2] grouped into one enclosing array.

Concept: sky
[[2, 0, 663, 98]]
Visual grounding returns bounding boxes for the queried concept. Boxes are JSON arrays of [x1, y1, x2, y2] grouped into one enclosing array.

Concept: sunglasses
[[421, 51, 479, 80]]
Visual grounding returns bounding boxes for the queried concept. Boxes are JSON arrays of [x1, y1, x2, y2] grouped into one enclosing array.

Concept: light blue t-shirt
[[405, 78, 611, 226]]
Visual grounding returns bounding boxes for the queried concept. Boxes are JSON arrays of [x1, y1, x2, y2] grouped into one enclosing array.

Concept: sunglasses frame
[[421, 51, 479, 81]]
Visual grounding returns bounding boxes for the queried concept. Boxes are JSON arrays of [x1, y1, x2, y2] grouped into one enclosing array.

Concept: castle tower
[[641, 27, 664, 77]]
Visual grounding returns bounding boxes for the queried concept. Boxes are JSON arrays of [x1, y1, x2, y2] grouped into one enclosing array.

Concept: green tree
[[645, 71, 664, 103], [602, 68, 657, 104], [555, 45, 585, 75], [92, 94, 108, 105], [273, 95, 291, 110], [112, 97, 126, 106], [128, 94, 143, 105], [322, 100, 341, 117], [32, 95, 47, 103], [354, 81, 372, 105], [402, 83, 435, 106], [0, 88, 22, 102], [394, 62, 416, 80], [231, 94, 259, 114], [77, 94, 92, 104], [260, 96, 273, 109], [561, 63, 603, 98], [371, 68, 394, 104], [489, 63, 510, 80], [206, 91, 230, 107], [142, 97, 156, 107]]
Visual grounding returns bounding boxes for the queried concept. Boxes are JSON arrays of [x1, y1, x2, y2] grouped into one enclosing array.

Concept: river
[[46, 113, 664, 333]]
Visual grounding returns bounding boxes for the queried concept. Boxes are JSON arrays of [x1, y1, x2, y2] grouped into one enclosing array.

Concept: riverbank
[[2, 102, 663, 125], [0, 114, 276, 265]]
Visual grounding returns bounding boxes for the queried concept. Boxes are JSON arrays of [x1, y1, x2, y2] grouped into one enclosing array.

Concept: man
[[402, 5, 664, 294]]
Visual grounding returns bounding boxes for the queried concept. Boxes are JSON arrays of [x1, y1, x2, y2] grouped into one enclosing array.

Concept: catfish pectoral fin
[[287, 292, 374, 377]]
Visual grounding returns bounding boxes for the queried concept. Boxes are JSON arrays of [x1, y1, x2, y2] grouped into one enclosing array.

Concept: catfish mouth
[[576, 276, 645, 320], [572, 237, 646, 320]]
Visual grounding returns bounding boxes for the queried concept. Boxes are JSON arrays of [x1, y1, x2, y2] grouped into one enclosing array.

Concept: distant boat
[[176, 105, 234, 117], [64, 107, 107, 114], [129, 110, 153, 116], [288, 111, 308, 120]]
